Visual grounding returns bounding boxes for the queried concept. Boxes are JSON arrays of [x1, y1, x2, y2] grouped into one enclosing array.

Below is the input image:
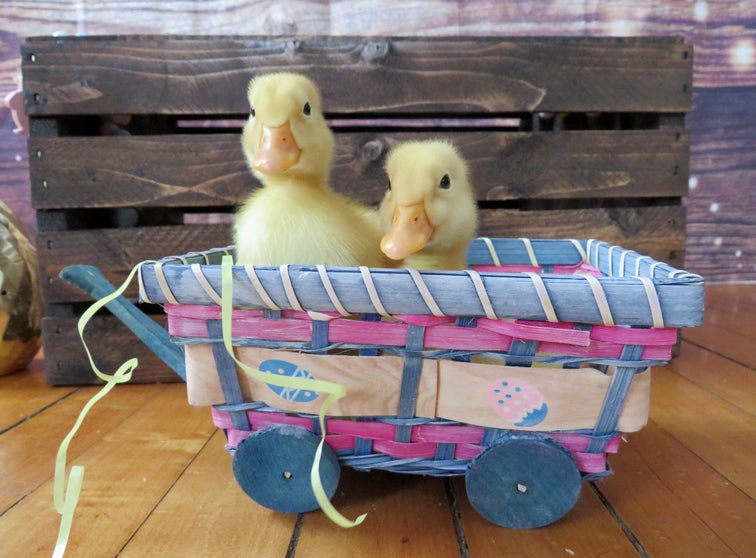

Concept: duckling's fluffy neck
[[254, 168, 331, 191]]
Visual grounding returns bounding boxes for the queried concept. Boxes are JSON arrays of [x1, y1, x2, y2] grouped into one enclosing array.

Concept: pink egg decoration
[[487, 377, 548, 427]]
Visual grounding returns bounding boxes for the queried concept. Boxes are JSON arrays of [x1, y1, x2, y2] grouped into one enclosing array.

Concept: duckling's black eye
[[439, 174, 451, 189], [250, 107, 256, 117], [303, 102, 311, 116]]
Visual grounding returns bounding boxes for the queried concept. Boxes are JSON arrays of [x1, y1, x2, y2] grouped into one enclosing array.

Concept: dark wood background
[[1, 1, 754, 283]]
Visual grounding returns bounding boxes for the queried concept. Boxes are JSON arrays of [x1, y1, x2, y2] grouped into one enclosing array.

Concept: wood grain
[[296, 469, 461, 557], [596, 422, 747, 558], [37, 224, 233, 304], [21, 36, 692, 115], [41, 315, 180, 385], [36, 205, 685, 306], [0, 383, 214, 557], [118, 430, 297, 557], [27, 129, 689, 209], [0, 382, 166, 514], [452, 476, 640, 557], [649, 365, 756, 497]]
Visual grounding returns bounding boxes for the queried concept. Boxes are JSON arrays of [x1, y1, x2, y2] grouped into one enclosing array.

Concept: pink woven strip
[[373, 439, 438, 459], [411, 424, 485, 444], [213, 408, 619, 473], [173, 310, 672, 359]]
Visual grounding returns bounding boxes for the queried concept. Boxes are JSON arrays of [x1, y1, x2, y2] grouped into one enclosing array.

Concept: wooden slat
[[41, 315, 180, 385], [597, 422, 752, 558], [118, 430, 296, 557], [0, 354, 73, 431], [35, 206, 685, 305], [670, 342, 755, 415], [22, 36, 692, 116], [295, 469, 461, 557], [38, 224, 233, 304], [0, 383, 215, 556], [29, 129, 689, 209], [452, 476, 640, 557], [0, 381, 166, 514], [649, 366, 756, 497]]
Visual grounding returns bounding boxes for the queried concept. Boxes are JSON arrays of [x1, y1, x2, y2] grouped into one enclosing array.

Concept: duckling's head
[[379, 141, 478, 268], [241, 72, 334, 187]]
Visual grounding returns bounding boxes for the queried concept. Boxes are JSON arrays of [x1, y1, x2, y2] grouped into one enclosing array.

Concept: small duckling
[[234, 72, 390, 268], [379, 140, 478, 270]]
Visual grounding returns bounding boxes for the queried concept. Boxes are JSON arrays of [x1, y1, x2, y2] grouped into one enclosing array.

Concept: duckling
[[379, 140, 478, 270], [234, 72, 390, 268]]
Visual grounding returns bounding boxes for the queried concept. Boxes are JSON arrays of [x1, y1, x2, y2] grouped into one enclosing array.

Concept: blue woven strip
[[206, 320, 251, 431], [358, 314, 381, 356], [505, 339, 539, 366], [353, 437, 373, 456], [452, 317, 477, 362], [310, 319, 329, 354], [396, 324, 426, 442], [435, 443, 456, 460], [587, 344, 645, 453]]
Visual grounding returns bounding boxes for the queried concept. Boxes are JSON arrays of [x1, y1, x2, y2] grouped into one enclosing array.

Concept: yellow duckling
[[379, 140, 478, 270], [234, 72, 390, 267]]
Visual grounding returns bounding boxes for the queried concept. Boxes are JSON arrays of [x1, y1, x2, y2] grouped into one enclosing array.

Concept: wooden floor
[[0, 284, 753, 557]]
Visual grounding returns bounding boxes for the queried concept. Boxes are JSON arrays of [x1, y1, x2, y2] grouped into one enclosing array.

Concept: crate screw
[[29, 53, 36, 62], [36, 150, 42, 158], [42, 180, 49, 188]]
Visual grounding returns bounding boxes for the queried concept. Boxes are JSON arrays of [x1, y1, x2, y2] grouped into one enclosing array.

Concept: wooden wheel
[[465, 434, 581, 529], [232, 424, 340, 514]]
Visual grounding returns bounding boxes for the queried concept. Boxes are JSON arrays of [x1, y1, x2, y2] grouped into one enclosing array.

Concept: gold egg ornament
[[0, 201, 42, 376]]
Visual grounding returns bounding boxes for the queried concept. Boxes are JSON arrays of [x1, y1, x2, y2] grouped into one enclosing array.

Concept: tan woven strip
[[153, 262, 179, 304], [279, 265, 304, 312], [607, 245, 617, 276], [359, 266, 390, 317], [481, 237, 501, 266], [649, 261, 663, 278], [137, 263, 153, 304], [317, 265, 350, 316], [586, 239, 597, 267], [634, 255, 652, 277], [520, 237, 539, 267], [619, 249, 630, 278], [191, 263, 222, 305], [243, 265, 280, 311], [584, 274, 615, 326], [569, 239, 588, 263], [638, 277, 664, 328], [464, 270, 497, 319], [524, 272, 558, 322], [408, 269, 445, 317]]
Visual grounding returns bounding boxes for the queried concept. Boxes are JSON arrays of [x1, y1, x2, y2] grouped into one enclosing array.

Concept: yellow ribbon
[[220, 255, 366, 528], [53, 262, 148, 557]]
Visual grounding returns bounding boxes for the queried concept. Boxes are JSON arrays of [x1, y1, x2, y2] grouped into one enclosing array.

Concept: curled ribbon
[[220, 255, 366, 528], [52, 262, 147, 557]]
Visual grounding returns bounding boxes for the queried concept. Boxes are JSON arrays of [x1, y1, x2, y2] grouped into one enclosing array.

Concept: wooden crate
[[20, 35, 693, 385]]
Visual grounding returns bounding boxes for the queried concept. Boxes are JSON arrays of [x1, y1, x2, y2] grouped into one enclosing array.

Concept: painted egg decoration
[[260, 359, 320, 403], [487, 377, 548, 427]]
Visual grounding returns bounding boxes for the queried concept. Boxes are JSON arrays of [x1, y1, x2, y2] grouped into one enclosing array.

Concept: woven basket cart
[[95, 237, 702, 529]]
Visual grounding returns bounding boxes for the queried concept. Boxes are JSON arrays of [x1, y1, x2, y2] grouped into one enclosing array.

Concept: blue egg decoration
[[514, 404, 549, 427], [259, 359, 320, 402]]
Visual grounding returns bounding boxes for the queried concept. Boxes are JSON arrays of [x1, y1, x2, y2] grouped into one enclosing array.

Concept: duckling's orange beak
[[253, 121, 301, 174], [381, 203, 434, 260]]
